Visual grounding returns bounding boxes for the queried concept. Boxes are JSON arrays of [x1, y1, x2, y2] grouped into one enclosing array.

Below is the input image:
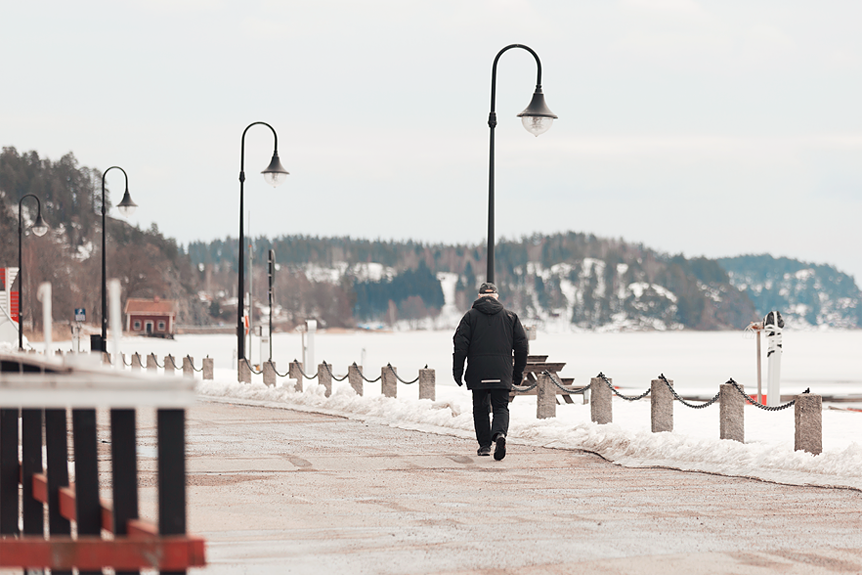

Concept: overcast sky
[[3, 1, 861, 280]]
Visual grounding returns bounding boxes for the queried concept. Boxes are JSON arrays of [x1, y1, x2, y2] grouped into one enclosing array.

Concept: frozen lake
[[54, 328, 862, 396]]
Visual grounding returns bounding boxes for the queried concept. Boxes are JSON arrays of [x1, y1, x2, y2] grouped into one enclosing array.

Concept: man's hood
[[472, 296, 504, 315]]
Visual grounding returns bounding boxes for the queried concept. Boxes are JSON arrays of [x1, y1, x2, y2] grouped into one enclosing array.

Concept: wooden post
[[147, 353, 158, 373], [348, 363, 363, 396], [590, 376, 612, 425], [795, 394, 822, 455], [651, 378, 673, 433], [536, 372, 556, 419], [419, 368, 435, 401], [720, 383, 744, 442], [263, 360, 276, 387], [318, 363, 332, 397], [289, 361, 303, 392], [203, 357, 214, 380], [183, 356, 194, 379], [382, 365, 397, 398], [131, 353, 142, 371]]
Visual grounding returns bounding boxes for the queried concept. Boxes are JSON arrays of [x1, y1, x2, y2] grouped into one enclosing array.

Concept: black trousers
[[471, 388, 510, 448]]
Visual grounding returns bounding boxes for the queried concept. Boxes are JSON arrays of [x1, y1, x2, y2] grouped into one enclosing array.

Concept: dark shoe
[[493, 435, 506, 461], [477, 446, 491, 456]]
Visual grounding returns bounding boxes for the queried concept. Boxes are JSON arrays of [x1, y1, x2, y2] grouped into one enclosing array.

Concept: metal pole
[[237, 122, 279, 362], [268, 249, 274, 361], [487, 44, 544, 285], [100, 167, 129, 347], [17, 194, 44, 351], [756, 329, 762, 404]]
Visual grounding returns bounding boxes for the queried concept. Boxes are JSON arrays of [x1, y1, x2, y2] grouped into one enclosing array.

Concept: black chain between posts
[[188, 355, 204, 373], [387, 363, 420, 384], [658, 374, 720, 409], [296, 362, 319, 380], [274, 364, 290, 378], [598, 372, 651, 401], [511, 380, 538, 392], [152, 355, 165, 369], [122, 353, 132, 367], [165, 355, 180, 370], [323, 362, 349, 382], [354, 363, 382, 383], [545, 371, 591, 394], [242, 357, 263, 375], [727, 378, 797, 411]]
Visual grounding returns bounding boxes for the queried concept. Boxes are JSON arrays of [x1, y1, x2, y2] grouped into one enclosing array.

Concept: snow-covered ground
[[28, 329, 862, 490]]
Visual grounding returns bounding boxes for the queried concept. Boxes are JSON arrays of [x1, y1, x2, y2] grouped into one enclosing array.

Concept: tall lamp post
[[486, 44, 557, 284], [100, 167, 138, 349], [237, 122, 289, 361], [17, 194, 49, 350]]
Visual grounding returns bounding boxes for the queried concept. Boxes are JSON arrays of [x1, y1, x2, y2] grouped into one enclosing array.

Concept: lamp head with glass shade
[[517, 87, 558, 137], [262, 152, 289, 187], [117, 188, 137, 218], [31, 213, 49, 237]]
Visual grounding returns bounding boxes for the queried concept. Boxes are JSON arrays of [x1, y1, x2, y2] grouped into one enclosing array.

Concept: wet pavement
[[155, 398, 862, 574]]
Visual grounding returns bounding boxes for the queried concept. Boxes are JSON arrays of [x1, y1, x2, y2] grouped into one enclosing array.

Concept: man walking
[[453, 282, 528, 460]]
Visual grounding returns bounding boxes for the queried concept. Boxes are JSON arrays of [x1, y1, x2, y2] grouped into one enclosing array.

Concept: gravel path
[[167, 398, 862, 575]]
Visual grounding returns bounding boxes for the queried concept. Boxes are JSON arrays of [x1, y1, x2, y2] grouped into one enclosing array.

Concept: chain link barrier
[[165, 355, 180, 370], [598, 372, 652, 401], [727, 378, 797, 411], [657, 374, 720, 409], [242, 357, 263, 375], [296, 362, 319, 380], [545, 371, 591, 395], [188, 355, 204, 373], [152, 355, 165, 369], [323, 362, 349, 382], [354, 363, 382, 383], [387, 363, 420, 384], [273, 364, 290, 378], [511, 381, 538, 392], [122, 354, 132, 367]]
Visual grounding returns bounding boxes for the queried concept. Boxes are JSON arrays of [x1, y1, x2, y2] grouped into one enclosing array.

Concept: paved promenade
[[141, 398, 862, 574]]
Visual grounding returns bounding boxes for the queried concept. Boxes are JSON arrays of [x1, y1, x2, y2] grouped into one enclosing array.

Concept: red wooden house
[[124, 297, 178, 338]]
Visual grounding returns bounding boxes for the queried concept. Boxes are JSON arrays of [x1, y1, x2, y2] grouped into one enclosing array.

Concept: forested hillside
[[0, 147, 208, 333], [4, 147, 857, 335]]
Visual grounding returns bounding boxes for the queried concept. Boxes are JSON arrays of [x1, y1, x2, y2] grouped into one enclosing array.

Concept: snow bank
[[198, 373, 862, 491]]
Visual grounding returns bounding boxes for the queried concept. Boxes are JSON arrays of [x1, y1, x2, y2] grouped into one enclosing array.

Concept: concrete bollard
[[537, 372, 556, 419], [382, 365, 397, 398], [263, 360, 277, 387], [348, 363, 363, 396], [419, 368, 435, 401], [183, 356, 194, 379], [147, 353, 158, 373], [590, 376, 613, 424], [720, 383, 744, 442], [203, 357, 214, 380], [132, 353, 142, 371], [165, 355, 176, 374], [651, 378, 674, 433], [318, 363, 332, 397], [289, 361, 303, 392], [238, 360, 251, 384], [795, 394, 822, 455]]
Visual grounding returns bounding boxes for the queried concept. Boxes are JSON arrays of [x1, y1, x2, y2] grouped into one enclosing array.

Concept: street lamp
[[17, 194, 49, 350], [100, 166, 137, 349], [486, 44, 557, 284], [237, 122, 289, 362]]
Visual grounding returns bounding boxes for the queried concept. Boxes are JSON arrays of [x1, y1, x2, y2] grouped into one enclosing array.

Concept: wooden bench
[[510, 354, 588, 404]]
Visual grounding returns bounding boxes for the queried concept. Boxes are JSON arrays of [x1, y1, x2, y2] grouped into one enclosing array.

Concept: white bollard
[[764, 311, 784, 407], [38, 283, 52, 354]]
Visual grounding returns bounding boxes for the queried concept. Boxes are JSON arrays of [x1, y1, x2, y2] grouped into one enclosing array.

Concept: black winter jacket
[[452, 296, 528, 390]]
